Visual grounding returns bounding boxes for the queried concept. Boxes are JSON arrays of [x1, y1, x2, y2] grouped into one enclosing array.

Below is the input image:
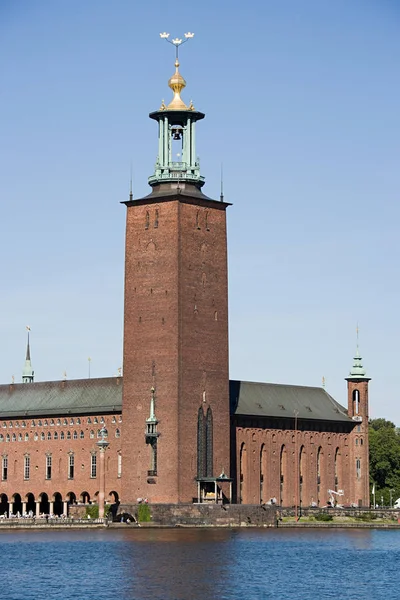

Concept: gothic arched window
[[206, 407, 213, 477], [197, 407, 205, 478]]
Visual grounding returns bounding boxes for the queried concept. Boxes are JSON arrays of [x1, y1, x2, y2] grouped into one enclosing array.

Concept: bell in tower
[[148, 33, 205, 189]]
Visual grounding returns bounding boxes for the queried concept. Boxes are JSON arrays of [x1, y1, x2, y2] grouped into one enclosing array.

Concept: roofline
[[0, 375, 121, 391], [229, 379, 328, 393]]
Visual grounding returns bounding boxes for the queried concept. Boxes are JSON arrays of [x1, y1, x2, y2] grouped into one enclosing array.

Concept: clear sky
[[1, 1, 399, 422]]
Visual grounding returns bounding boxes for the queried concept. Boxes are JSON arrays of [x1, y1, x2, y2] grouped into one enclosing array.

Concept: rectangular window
[[68, 454, 74, 479], [117, 453, 122, 478], [91, 454, 97, 478], [46, 455, 52, 480], [24, 455, 30, 480], [2, 456, 8, 481]]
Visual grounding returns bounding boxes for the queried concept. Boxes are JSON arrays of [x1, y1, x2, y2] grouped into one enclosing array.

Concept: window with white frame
[[91, 453, 97, 478], [68, 453, 74, 479], [46, 454, 52, 480], [24, 455, 30, 480]]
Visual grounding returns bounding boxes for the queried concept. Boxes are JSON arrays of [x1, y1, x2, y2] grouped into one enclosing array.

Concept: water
[[1, 528, 399, 599]]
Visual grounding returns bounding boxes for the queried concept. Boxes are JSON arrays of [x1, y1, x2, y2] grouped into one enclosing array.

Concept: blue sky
[[1, 1, 399, 422]]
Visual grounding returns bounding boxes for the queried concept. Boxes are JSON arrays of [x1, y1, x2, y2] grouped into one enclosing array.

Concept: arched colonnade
[[0, 490, 119, 517]]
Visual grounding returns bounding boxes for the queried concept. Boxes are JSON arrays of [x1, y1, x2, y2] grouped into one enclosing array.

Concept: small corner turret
[[345, 328, 370, 507], [22, 326, 34, 384]]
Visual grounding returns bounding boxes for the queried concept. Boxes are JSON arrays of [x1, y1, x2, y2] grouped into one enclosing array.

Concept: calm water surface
[[1, 527, 399, 599]]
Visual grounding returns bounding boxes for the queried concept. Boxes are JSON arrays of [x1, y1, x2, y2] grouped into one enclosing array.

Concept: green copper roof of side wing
[[230, 380, 352, 422], [0, 377, 123, 418], [0, 377, 351, 424]]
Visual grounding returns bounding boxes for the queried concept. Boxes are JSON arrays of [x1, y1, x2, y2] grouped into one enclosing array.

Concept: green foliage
[[370, 418, 396, 432], [369, 418, 400, 505], [137, 503, 151, 523], [314, 512, 333, 522], [85, 504, 110, 519]]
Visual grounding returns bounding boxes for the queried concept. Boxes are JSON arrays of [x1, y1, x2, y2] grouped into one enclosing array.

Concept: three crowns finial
[[159, 31, 195, 59]]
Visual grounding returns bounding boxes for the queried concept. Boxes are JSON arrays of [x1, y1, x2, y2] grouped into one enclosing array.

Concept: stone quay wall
[[278, 506, 400, 520], [119, 503, 277, 527]]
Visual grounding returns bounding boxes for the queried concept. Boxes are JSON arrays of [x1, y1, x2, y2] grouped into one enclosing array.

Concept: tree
[[369, 418, 400, 505]]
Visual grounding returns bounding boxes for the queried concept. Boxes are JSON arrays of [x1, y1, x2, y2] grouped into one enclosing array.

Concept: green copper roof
[[346, 346, 370, 380], [230, 380, 352, 422], [0, 377, 351, 425], [0, 377, 123, 418]]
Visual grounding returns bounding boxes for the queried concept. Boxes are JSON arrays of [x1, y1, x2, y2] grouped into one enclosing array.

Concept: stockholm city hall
[[0, 35, 370, 517]]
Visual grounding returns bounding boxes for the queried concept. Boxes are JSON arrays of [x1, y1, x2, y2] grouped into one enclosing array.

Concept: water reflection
[[117, 529, 232, 600], [0, 528, 400, 600]]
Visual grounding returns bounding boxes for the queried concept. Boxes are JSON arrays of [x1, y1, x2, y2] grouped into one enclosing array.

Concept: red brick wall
[[0, 413, 122, 509], [121, 193, 230, 503], [235, 424, 358, 507]]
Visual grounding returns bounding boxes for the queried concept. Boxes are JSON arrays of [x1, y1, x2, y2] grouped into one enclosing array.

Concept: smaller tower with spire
[[345, 330, 370, 507], [22, 327, 34, 384]]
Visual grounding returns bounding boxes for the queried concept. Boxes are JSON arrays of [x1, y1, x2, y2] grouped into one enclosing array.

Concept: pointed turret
[[22, 328, 34, 383], [346, 345, 370, 381]]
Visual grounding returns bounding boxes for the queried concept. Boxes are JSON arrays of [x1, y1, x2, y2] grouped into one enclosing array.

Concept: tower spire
[[129, 162, 133, 202], [220, 163, 224, 202], [22, 326, 34, 383], [346, 326, 369, 381]]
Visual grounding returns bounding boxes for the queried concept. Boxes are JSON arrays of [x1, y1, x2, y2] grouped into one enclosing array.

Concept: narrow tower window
[[353, 389, 360, 415], [205, 407, 213, 477], [145, 211, 150, 229], [197, 407, 205, 478]]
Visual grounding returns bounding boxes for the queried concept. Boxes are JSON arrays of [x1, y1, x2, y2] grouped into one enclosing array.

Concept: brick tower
[[346, 341, 371, 507], [121, 36, 230, 503]]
